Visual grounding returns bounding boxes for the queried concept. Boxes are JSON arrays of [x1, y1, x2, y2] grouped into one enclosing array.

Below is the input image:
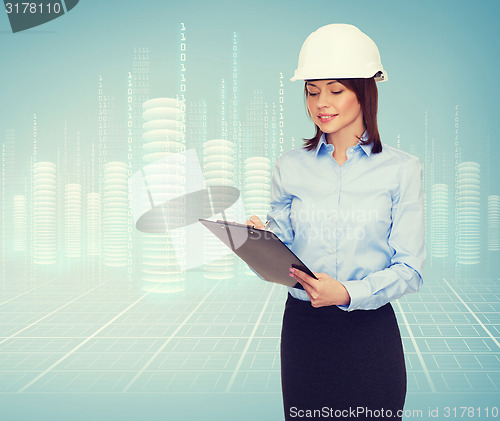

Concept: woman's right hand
[[245, 215, 265, 229]]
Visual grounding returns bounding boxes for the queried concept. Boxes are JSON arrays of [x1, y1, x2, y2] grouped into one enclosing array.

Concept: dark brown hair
[[302, 77, 382, 154]]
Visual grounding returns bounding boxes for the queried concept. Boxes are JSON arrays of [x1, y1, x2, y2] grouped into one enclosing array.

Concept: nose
[[316, 90, 329, 108]]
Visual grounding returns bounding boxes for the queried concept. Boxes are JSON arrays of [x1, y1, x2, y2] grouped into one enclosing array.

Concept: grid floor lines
[[0, 274, 497, 396]]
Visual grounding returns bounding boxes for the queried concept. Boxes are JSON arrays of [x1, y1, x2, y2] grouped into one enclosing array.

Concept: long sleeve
[[247, 156, 295, 280], [337, 156, 426, 311], [266, 156, 295, 247]]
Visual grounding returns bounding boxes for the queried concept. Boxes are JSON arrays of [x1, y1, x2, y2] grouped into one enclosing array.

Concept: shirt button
[[328, 248, 334, 254], [333, 187, 337, 192]]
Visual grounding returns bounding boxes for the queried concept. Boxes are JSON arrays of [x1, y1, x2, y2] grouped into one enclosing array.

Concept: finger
[[292, 270, 321, 302], [246, 217, 261, 227], [249, 215, 264, 229], [294, 277, 316, 300], [291, 268, 317, 290], [292, 274, 318, 302]]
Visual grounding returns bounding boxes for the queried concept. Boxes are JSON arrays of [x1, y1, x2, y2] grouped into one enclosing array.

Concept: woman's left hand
[[289, 267, 351, 308]]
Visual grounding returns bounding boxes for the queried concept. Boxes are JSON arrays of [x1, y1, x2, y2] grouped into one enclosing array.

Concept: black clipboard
[[199, 218, 318, 289]]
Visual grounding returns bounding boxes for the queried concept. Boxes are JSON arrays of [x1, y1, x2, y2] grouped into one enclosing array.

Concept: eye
[[331, 90, 343, 95], [307, 91, 318, 96]]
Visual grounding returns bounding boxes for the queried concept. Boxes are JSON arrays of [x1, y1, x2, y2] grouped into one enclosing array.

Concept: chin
[[316, 124, 339, 134]]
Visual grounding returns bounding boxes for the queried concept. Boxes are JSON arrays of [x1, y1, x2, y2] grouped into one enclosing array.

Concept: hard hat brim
[[290, 70, 388, 82]]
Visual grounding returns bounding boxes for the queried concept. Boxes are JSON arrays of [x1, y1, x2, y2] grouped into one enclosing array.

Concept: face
[[306, 79, 364, 141]]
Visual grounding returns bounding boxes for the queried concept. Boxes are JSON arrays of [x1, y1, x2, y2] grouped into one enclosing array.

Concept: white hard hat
[[290, 24, 387, 82]]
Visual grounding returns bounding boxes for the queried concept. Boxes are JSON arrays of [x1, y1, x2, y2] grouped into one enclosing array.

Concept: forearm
[[336, 262, 423, 312]]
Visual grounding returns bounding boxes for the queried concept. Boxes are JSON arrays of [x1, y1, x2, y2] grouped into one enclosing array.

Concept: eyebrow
[[306, 81, 340, 87]]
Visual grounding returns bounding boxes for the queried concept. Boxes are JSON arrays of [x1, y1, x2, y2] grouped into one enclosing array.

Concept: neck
[[325, 125, 366, 153]]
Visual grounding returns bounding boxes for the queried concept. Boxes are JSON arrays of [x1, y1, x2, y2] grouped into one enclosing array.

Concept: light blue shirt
[[263, 131, 425, 312]]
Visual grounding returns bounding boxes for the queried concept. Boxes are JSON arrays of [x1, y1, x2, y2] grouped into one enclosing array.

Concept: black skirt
[[280, 293, 407, 421]]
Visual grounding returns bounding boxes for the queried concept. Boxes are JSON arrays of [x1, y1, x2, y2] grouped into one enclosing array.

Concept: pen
[[263, 220, 271, 230]]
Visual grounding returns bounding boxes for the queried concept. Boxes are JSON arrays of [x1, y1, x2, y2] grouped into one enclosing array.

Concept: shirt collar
[[314, 130, 372, 158]]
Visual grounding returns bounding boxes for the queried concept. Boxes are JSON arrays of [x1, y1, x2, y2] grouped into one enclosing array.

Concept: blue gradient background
[[0, 0, 499, 420]]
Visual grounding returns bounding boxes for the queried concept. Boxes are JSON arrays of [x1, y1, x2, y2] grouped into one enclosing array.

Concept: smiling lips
[[317, 114, 338, 122]]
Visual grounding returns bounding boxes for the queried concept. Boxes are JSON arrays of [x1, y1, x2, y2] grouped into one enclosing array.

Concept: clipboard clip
[[215, 220, 251, 228], [215, 219, 273, 232]]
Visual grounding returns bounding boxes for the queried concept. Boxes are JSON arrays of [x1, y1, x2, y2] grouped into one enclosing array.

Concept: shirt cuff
[[336, 280, 371, 312]]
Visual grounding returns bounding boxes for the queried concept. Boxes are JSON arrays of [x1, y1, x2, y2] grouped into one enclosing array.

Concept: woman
[[246, 24, 425, 420]]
